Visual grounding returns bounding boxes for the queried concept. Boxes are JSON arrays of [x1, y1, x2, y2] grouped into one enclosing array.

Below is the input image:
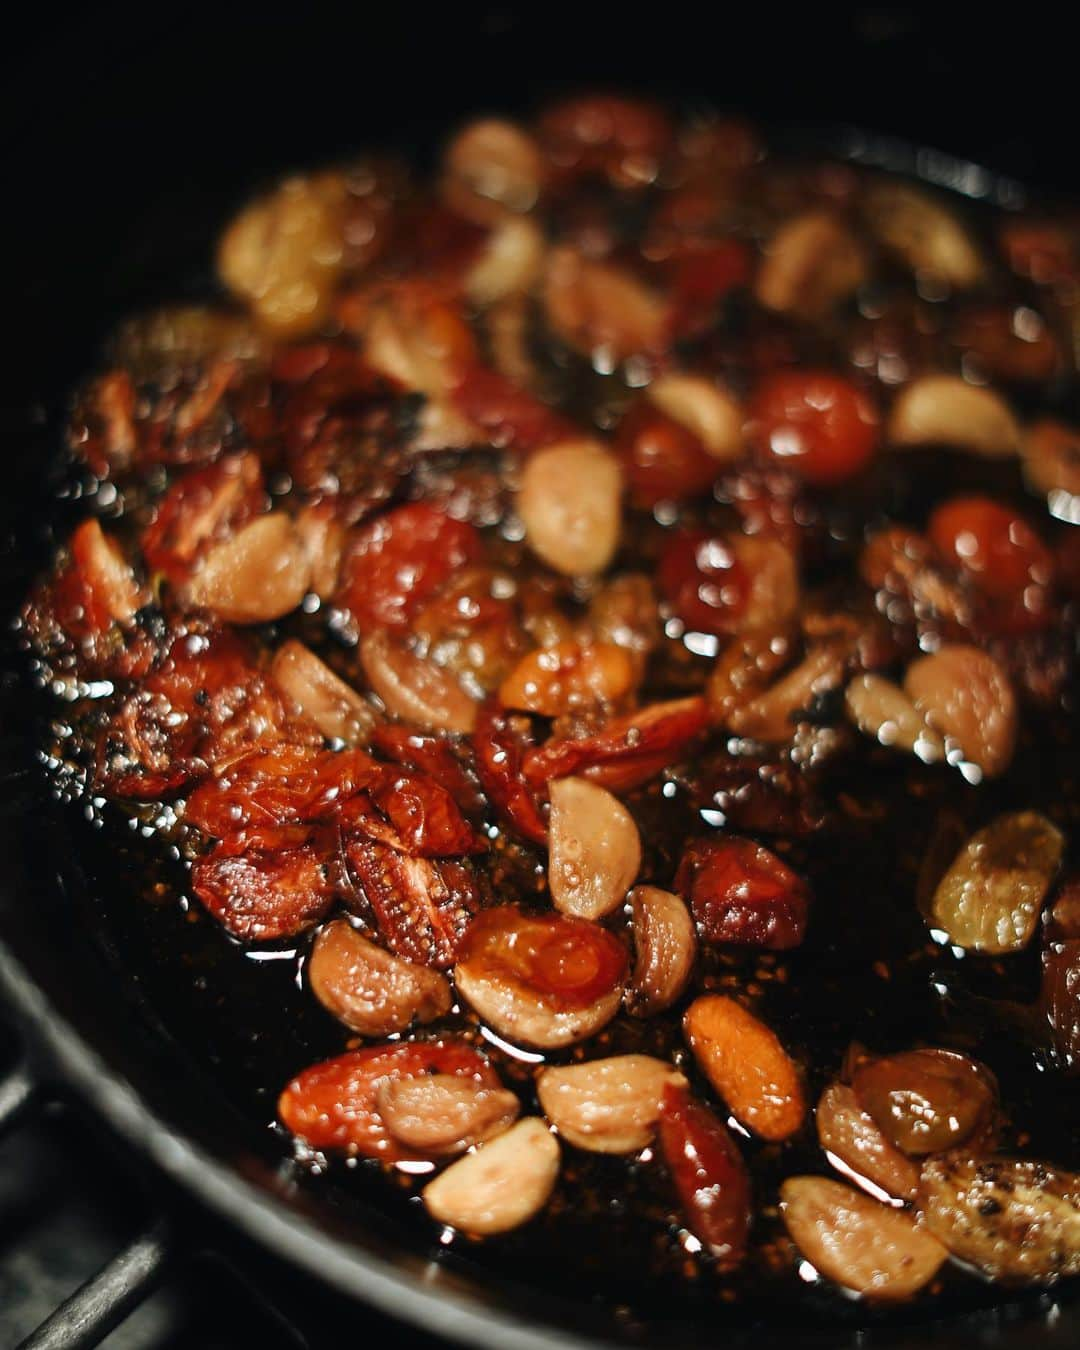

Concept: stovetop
[[0, 1024, 448, 1350]]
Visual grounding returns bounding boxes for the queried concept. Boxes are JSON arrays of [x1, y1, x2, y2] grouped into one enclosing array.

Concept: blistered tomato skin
[[928, 496, 1054, 631], [751, 371, 879, 485], [278, 1041, 501, 1161], [659, 531, 750, 635], [675, 836, 809, 949], [614, 401, 719, 507], [336, 503, 482, 631]]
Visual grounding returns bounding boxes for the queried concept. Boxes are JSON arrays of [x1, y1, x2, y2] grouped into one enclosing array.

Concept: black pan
[[1, 8, 1078, 1346]]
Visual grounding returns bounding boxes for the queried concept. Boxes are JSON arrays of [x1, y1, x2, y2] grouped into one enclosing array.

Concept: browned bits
[[887, 375, 1020, 458], [919, 1154, 1080, 1282], [421, 1117, 560, 1236], [928, 811, 1064, 952], [547, 777, 642, 920], [359, 631, 478, 734], [217, 173, 348, 336], [781, 1176, 946, 1300], [730, 537, 800, 633], [851, 1048, 997, 1156], [706, 629, 794, 726], [756, 210, 867, 319], [307, 919, 452, 1037], [904, 645, 1017, 778], [626, 885, 697, 1016], [683, 994, 805, 1141], [271, 640, 376, 745], [815, 1083, 920, 1201], [183, 514, 311, 623], [517, 440, 623, 576], [376, 1074, 520, 1156], [537, 1055, 686, 1153]]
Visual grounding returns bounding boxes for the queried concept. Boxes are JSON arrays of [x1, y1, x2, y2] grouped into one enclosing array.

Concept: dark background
[[0, 2, 1075, 419]]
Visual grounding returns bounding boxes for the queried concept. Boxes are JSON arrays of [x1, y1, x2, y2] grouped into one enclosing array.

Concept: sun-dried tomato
[[336, 502, 483, 631], [278, 1041, 500, 1160], [675, 836, 809, 949]]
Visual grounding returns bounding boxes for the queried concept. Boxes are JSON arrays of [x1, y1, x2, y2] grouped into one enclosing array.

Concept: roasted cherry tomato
[[336, 502, 482, 630], [457, 905, 627, 1010], [659, 529, 750, 634], [928, 496, 1054, 632], [751, 370, 878, 485], [614, 400, 719, 507], [278, 1041, 500, 1160], [675, 836, 809, 949]]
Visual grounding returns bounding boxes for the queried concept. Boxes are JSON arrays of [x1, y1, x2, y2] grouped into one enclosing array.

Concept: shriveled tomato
[[659, 530, 751, 635], [522, 696, 709, 794], [369, 770, 486, 857], [278, 1040, 501, 1160], [928, 496, 1054, 632], [185, 745, 381, 837], [371, 724, 485, 815], [658, 1082, 751, 1268], [449, 364, 577, 453], [344, 839, 480, 969], [141, 452, 266, 586], [458, 905, 628, 1009], [191, 826, 336, 941], [96, 625, 315, 799], [472, 699, 549, 845], [336, 502, 483, 631], [751, 370, 878, 485], [614, 401, 719, 507], [675, 836, 809, 950], [667, 240, 753, 341]]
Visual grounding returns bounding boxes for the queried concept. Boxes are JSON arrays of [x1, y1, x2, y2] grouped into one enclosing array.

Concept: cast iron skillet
[[0, 114, 1077, 1347]]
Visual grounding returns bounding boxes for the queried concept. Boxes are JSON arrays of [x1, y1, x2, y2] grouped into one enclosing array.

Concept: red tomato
[[457, 906, 627, 1009], [667, 240, 753, 340], [278, 1041, 500, 1160], [751, 371, 878, 485], [658, 1083, 751, 1268], [141, 453, 265, 585], [929, 496, 1055, 633], [337, 503, 482, 630], [450, 365, 577, 453], [675, 836, 809, 950], [659, 529, 750, 634], [614, 400, 719, 506]]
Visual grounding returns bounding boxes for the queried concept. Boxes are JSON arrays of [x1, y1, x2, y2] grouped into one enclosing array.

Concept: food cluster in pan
[[20, 96, 1080, 1304]]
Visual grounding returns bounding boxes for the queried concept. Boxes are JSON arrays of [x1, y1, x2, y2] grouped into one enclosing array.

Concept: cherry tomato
[[667, 240, 753, 340], [928, 496, 1054, 632], [675, 836, 809, 950], [751, 371, 878, 485], [457, 905, 627, 1010], [337, 502, 483, 630], [614, 400, 719, 507], [278, 1041, 500, 1160], [659, 529, 750, 634]]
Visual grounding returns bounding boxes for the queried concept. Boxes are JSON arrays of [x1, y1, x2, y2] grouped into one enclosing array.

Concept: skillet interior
[[2, 8, 1079, 1346]]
